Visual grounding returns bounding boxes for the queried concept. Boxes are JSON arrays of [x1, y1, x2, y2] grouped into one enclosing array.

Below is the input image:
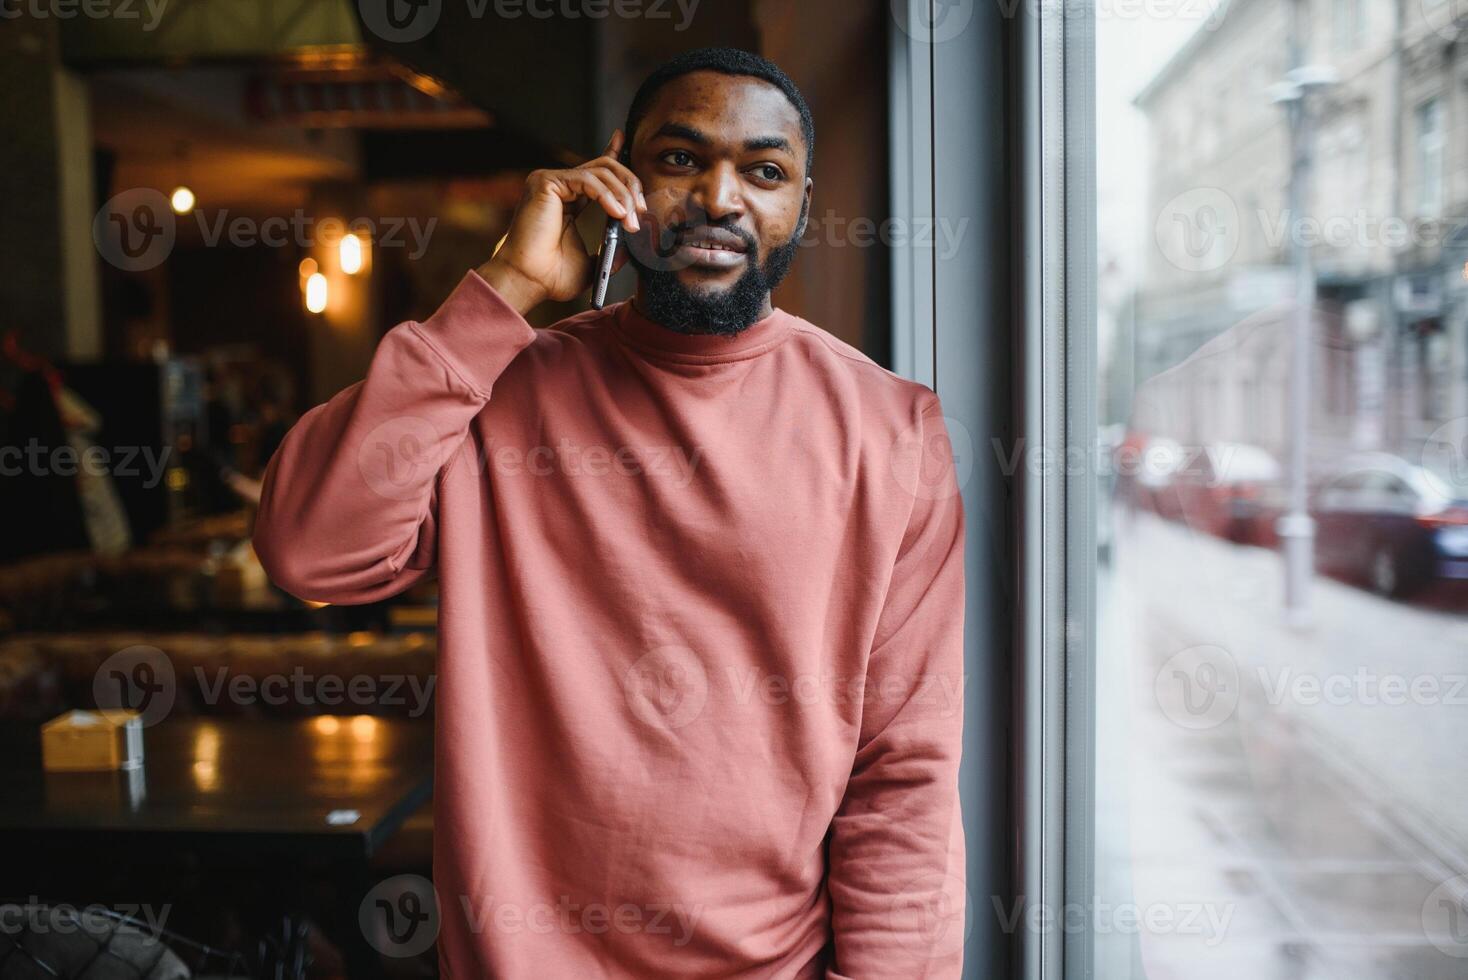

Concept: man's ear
[[794, 178, 813, 239]]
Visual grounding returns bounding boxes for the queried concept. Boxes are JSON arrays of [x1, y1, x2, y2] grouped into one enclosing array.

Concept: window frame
[[888, 1, 1024, 976], [1019, 0, 1099, 977], [889, 2, 1097, 975]]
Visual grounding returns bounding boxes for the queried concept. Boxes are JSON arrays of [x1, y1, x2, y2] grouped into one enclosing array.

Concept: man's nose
[[692, 161, 745, 222]]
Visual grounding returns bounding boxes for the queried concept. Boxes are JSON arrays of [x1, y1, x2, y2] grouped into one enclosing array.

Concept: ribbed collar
[[609, 296, 795, 364]]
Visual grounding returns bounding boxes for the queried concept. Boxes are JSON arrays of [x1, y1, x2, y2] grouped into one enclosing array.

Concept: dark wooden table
[[0, 716, 434, 977]]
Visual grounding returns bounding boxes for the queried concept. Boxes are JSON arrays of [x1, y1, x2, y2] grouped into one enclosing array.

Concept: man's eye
[[664, 151, 695, 168], [751, 165, 784, 182]]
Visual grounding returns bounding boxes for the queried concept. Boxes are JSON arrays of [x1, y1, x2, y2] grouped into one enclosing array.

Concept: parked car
[[1171, 441, 1282, 543], [1311, 452, 1468, 597], [1115, 433, 1186, 520]]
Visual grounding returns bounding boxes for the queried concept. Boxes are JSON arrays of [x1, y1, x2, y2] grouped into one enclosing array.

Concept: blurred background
[[0, 2, 889, 977], [7, 0, 1468, 978], [1092, 0, 1468, 977]]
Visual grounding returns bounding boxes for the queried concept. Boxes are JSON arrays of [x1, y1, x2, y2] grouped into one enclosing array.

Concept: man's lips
[[676, 244, 748, 269], [674, 229, 750, 270]]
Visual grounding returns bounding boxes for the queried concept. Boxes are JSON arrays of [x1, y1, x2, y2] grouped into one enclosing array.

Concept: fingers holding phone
[[477, 129, 647, 315]]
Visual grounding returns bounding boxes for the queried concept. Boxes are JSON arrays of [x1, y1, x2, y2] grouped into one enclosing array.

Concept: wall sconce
[[169, 186, 195, 215], [305, 272, 328, 314], [340, 233, 364, 275]]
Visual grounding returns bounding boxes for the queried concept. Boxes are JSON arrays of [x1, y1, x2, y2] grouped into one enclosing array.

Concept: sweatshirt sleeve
[[253, 270, 536, 605], [826, 395, 968, 979]]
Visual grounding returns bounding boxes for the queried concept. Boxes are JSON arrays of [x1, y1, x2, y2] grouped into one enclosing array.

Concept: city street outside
[[1092, 506, 1468, 978]]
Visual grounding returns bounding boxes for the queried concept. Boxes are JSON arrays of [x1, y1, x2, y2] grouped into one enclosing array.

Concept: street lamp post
[[1269, 2, 1338, 628]]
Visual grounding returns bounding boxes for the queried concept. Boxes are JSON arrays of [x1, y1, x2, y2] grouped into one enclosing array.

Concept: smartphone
[[592, 144, 634, 310], [592, 222, 620, 310]]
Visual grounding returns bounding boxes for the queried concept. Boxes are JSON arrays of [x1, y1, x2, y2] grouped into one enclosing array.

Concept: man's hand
[[477, 129, 648, 316]]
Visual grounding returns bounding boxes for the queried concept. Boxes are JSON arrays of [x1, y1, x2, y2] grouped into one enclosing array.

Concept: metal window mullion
[[889, 0, 935, 387], [1020, 0, 1069, 976], [1026, 0, 1099, 978], [1061, 2, 1099, 978], [1039, 0, 1069, 973]]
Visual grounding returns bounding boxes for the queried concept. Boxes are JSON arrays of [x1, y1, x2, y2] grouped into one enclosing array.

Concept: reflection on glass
[[192, 722, 220, 793], [309, 714, 382, 788], [1089, 1, 1468, 976]]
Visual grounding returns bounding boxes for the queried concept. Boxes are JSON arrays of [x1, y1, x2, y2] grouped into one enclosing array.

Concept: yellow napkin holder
[[41, 709, 144, 771]]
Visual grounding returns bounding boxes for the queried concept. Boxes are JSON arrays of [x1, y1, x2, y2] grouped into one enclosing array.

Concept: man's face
[[624, 70, 813, 334]]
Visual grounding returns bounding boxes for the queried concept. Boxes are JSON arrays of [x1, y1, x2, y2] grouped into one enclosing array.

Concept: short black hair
[[622, 46, 815, 178]]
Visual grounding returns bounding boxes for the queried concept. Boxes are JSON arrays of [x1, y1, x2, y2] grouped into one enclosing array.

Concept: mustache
[[648, 220, 758, 258]]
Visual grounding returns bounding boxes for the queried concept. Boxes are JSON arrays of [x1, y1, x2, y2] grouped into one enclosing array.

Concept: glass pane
[[1086, 1, 1468, 977]]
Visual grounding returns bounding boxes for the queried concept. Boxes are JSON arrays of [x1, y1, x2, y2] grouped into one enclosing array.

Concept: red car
[[1168, 441, 1282, 543]]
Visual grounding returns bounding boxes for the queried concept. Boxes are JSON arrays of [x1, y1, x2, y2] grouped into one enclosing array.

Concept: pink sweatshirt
[[254, 270, 968, 978]]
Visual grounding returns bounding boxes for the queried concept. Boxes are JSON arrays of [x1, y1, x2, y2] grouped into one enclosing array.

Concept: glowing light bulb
[[340, 233, 364, 275], [305, 272, 328, 314], [169, 186, 195, 214]]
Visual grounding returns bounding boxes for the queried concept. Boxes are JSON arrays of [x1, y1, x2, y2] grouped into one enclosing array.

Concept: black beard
[[626, 214, 804, 337]]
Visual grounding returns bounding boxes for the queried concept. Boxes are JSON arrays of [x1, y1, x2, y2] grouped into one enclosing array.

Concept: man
[[255, 46, 967, 979]]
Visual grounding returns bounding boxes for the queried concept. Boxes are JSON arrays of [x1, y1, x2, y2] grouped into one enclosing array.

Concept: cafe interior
[[0, 2, 889, 977]]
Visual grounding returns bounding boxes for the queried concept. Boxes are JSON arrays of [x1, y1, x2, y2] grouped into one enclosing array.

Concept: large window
[[1070, 0, 1468, 976]]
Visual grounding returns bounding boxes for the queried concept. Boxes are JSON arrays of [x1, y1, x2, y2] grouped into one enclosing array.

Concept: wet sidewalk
[[1091, 510, 1468, 978]]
